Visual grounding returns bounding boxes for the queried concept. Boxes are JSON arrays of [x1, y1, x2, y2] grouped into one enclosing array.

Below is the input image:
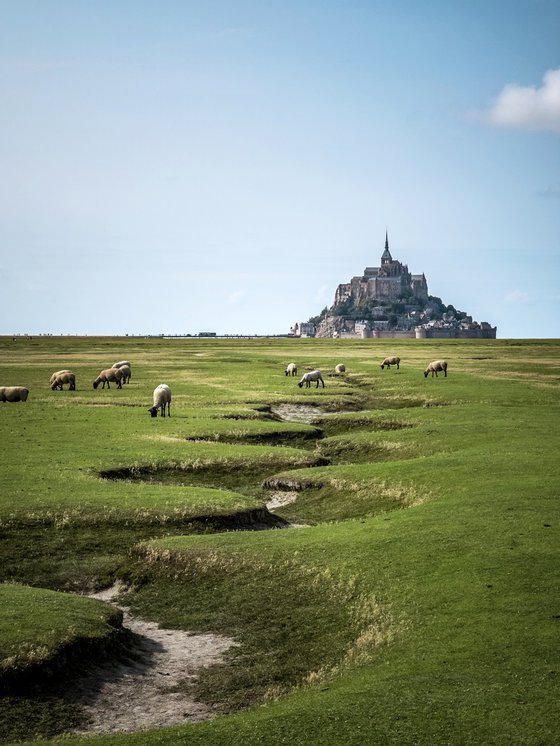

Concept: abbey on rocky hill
[[335, 230, 428, 307], [296, 232, 496, 340]]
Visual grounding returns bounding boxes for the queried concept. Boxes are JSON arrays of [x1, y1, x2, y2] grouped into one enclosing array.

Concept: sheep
[[424, 360, 448, 378], [118, 364, 131, 384], [49, 370, 76, 390], [334, 363, 346, 374], [380, 356, 400, 370], [93, 368, 123, 389], [0, 386, 29, 402], [112, 360, 131, 370], [148, 384, 172, 417], [285, 363, 298, 377], [298, 370, 325, 388]]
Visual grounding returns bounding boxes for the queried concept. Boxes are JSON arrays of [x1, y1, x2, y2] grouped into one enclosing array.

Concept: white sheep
[[148, 384, 172, 417], [298, 370, 325, 388], [93, 368, 123, 389], [49, 370, 76, 390], [285, 363, 298, 377], [0, 386, 29, 402], [380, 356, 400, 370], [334, 363, 346, 374], [118, 364, 131, 384], [424, 360, 448, 378], [112, 360, 131, 370]]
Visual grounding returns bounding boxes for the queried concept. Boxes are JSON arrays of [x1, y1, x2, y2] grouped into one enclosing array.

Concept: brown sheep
[[93, 368, 123, 389], [50, 370, 76, 390], [424, 360, 448, 378], [0, 386, 29, 402], [380, 356, 400, 370]]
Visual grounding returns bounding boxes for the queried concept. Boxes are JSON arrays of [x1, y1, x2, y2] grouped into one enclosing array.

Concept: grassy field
[[0, 335, 559, 745]]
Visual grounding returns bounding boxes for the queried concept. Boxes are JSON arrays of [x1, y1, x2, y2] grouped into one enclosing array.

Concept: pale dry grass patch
[[328, 477, 429, 509]]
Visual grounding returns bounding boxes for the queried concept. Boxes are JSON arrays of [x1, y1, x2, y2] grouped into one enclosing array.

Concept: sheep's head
[[423, 370, 429, 378], [93, 380, 99, 389], [298, 381, 304, 388], [148, 406, 158, 417]]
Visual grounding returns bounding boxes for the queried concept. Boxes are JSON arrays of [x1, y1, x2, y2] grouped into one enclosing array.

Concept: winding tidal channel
[[74, 404, 324, 735]]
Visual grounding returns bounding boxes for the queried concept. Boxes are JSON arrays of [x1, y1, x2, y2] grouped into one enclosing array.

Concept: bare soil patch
[[266, 490, 299, 511], [270, 403, 325, 424], [71, 586, 237, 735]]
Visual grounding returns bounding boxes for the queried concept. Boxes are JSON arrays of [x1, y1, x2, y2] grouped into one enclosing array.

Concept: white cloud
[[473, 68, 560, 133], [227, 289, 245, 304], [505, 290, 529, 303]]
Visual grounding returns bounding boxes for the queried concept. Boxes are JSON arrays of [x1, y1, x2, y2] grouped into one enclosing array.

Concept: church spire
[[381, 229, 392, 264]]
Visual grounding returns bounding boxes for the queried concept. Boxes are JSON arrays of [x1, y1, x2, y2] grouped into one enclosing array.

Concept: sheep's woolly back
[[112, 360, 131, 369], [153, 384, 172, 406], [335, 363, 346, 373], [0, 386, 29, 402], [424, 360, 448, 377], [50, 369, 72, 384], [93, 368, 124, 388]]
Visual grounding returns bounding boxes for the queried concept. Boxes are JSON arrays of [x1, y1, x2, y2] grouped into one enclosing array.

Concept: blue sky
[[1, 1, 558, 337]]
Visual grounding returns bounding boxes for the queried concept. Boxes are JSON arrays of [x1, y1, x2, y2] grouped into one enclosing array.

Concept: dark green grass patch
[[100, 452, 329, 499], [0, 584, 123, 742], [0, 584, 121, 678]]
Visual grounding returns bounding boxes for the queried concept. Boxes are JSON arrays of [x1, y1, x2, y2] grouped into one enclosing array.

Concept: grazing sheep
[[148, 384, 172, 417], [112, 360, 131, 370], [285, 363, 298, 377], [298, 370, 325, 388], [380, 356, 400, 370], [118, 364, 131, 384], [424, 360, 448, 378], [334, 363, 346, 374], [93, 368, 123, 389], [0, 386, 29, 402], [49, 370, 76, 390]]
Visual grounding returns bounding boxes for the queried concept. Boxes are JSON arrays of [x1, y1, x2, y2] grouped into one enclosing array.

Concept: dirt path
[[71, 586, 237, 735]]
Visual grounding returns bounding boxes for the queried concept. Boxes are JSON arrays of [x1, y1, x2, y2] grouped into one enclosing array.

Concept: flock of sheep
[[285, 356, 448, 389], [0, 359, 172, 417], [0, 354, 448, 408], [380, 356, 448, 377]]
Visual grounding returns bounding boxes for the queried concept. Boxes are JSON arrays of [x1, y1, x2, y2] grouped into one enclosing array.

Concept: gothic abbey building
[[335, 232, 428, 307], [300, 233, 496, 340]]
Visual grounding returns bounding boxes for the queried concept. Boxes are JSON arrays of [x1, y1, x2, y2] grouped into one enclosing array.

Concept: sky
[[1, 0, 559, 338]]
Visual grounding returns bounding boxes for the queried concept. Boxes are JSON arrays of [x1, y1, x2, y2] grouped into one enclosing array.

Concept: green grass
[[1, 335, 559, 745]]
